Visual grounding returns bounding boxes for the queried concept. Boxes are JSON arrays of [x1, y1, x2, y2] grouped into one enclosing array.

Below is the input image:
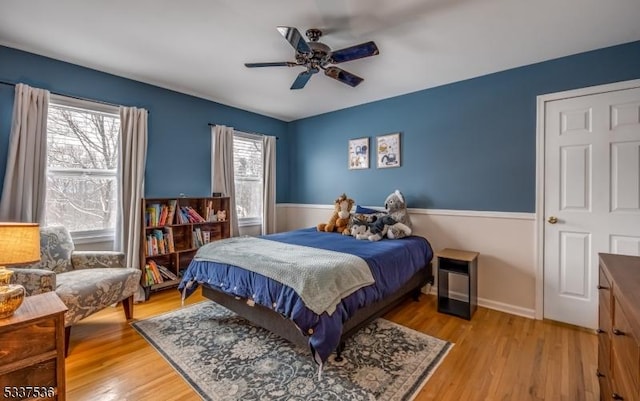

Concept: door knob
[[547, 216, 558, 224]]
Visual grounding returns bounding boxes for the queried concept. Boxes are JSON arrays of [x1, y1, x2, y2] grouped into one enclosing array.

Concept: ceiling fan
[[245, 26, 379, 90]]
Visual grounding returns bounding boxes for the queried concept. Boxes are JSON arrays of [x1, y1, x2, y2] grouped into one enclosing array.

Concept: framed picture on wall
[[376, 132, 401, 168], [348, 137, 369, 169]]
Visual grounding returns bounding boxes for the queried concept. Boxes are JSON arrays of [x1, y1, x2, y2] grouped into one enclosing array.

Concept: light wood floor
[[65, 289, 599, 401]]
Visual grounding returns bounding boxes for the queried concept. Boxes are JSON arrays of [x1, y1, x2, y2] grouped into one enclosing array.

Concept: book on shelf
[[152, 229, 165, 254], [204, 200, 218, 222], [192, 227, 204, 248], [146, 260, 164, 284], [176, 206, 206, 224], [146, 228, 175, 256], [176, 207, 185, 224], [144, 265, 155, 286], [146, 201, 181, 227], [164, 227, 175, 253], [157, 264, 178, 281], [186, 206, 206, 223], [158, 205, 168, 226], [146, 205, 157, 227], [146, 234, 159, 256], [166, 199, 177, 225]]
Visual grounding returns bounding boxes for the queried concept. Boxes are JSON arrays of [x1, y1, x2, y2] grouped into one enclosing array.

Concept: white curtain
[[262, 135, 277, 234], [0, 84, 50, 223], [211, 125, 240, 237], [116, 106, 148, 268]]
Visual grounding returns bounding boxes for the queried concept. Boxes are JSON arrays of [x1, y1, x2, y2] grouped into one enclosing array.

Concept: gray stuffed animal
[[349, 190, 412, 241], [384, 190, 412, 239]]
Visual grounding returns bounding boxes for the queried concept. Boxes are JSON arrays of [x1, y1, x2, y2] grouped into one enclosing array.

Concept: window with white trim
[[45, 95, 120, 239], [233, 133, 263, 226]]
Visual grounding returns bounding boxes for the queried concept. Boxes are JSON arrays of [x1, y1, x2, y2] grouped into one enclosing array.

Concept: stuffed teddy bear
[[216, 209, 227, 222], [317, 193, 354, 234]]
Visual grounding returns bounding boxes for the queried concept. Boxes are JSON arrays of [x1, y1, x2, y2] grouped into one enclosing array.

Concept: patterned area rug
[[132, 302, 452, 401]]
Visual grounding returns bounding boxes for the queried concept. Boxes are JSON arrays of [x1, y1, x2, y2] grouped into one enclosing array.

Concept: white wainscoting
[[276, 204, 537, 319]]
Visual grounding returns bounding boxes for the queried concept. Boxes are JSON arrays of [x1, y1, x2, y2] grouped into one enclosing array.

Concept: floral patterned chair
[[9, 226, 141, 354]]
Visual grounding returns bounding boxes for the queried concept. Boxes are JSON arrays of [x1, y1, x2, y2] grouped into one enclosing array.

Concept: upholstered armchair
[[9, 226, 141, 354]]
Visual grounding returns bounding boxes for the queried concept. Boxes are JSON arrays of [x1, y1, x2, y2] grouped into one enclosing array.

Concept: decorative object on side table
[[0, 222, 41, 318]]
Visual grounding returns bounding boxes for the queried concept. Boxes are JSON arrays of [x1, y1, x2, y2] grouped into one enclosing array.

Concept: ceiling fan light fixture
[[246, 26, 378, 90]]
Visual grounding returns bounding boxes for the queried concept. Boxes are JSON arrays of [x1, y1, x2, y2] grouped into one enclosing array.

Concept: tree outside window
[[233, 134, 263, 225], [46, 97, 119, 236]]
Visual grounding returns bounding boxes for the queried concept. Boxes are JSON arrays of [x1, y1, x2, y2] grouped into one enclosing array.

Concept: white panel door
[[544, 86, 640, 329]]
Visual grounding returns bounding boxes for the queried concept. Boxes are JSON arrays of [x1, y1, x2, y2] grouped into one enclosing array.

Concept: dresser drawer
[[0, 317, 57, 366], [600, 289, 613, 336], [0, 358, 57, 388], [599, 267, 612, 315], [612, 297, 640, 397]]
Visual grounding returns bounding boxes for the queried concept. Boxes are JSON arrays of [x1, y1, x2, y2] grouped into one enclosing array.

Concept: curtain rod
[[208, 123, 279, 140], [0, 79, 149, 113]]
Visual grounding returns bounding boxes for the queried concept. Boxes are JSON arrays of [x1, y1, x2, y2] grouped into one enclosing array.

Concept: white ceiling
[[1, 0, 640, 122]]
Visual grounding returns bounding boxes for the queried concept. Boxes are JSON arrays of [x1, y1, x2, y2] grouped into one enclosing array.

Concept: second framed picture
[[376, 132, 401, 168], [348, 137, 369, 169]]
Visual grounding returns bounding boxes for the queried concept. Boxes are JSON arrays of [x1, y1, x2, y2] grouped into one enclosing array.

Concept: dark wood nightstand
[[437, 248, 479, 320], [0, 291, 67, 400]]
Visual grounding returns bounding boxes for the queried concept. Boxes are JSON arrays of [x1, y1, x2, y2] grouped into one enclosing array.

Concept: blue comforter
[[178, 227, 433, 363]]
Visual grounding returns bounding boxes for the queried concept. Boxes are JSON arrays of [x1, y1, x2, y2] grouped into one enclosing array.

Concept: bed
[[178, 227, 433, 364]]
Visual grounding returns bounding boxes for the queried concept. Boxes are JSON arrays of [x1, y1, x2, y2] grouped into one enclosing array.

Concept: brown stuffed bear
[[317, 193, 354, 234]]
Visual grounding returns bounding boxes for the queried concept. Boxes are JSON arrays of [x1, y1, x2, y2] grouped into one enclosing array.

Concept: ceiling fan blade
[[245, 62, 297, 68], [324, 67, 364, 87], [290, 70, 315, 90], [330, 41, 379, 64], [277, 26, 312, 54]]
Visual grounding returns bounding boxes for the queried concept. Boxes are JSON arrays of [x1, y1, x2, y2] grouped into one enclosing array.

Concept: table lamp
[[0, 222, 40, 318]]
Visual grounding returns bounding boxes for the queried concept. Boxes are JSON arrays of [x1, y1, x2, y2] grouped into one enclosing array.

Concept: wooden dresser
[[598, 253, 640, 401], [0, 291, 67, 401]]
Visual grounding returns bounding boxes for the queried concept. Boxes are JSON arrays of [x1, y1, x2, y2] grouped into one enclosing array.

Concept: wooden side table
[[437, 248, 479, 320], [0, 291, 67, 400]]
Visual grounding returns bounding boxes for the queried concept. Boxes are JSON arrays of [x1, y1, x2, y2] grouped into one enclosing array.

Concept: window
[[45, 95, 120, 240], [233, 133, 263, 226]]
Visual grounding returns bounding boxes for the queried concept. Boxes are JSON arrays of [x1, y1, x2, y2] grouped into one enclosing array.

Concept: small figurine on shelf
[[217, 210, 227, 222]]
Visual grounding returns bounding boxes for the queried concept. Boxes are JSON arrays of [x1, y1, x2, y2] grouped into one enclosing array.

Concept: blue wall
[[0, 46, 289, 201], [288, 41, 640, 212], [2, 42, 640, 213]]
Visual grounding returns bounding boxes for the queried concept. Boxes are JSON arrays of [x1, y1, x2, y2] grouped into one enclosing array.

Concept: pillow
[[355, 205, 382, 214]]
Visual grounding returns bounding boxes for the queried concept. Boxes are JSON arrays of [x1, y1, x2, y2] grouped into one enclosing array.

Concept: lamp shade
[[0, 223, 41, 265]]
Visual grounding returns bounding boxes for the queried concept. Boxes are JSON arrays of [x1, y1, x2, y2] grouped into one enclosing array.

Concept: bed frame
[[201, 262, 433, 360]]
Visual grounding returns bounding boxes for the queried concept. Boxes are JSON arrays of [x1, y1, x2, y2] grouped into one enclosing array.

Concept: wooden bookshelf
[[140, 196, 231, 299]]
